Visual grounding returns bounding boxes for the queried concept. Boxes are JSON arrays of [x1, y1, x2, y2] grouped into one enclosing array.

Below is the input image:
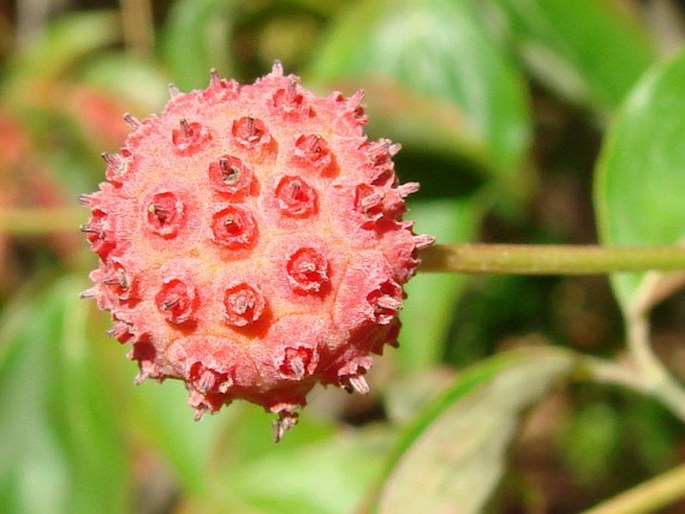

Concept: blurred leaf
[[79, 53, 170, 113], [307, 0, 531, 175], [223, 426, 393, 514], [0, 276, 128, 514], [287, 0, 346, 16], [371, 347, 575, 514], [595, 49, 685, 309], [124, 377, 227, 497], [203, 392, 389, 512], [93, 325, 227, 499], [317, 72, 489, 171], [93, 305, 292, 502], [384, 368, 455, 426], [398, 197, 482, 372], [83, 291, 340, 512], [490, 0, 656, 112], [211, 401, 338, 468], [161, 0, 241, 90], [8, 11, 121, 81], [559, 402, 620, 487], [620, 396, 682, 474]]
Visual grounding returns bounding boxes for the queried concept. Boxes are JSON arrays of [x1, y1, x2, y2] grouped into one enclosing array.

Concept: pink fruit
[[81, 63, 434, 439]]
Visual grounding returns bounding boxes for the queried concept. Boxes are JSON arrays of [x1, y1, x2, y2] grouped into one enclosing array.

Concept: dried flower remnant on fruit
[[81, 62, 434, 440]]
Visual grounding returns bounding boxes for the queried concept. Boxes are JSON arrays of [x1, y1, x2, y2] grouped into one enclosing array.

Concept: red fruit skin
[[81, 63, 434, 435]]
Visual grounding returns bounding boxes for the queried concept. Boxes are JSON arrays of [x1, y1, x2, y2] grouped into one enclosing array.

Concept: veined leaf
[[307, 0, 531, 176], [371, 347, 575, 514], [595, 50, 685, 309], [490, 0, 656, 113]]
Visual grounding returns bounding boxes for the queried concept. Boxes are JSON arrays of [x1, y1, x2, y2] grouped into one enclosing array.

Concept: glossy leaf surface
[[595, 50, 685, 308]]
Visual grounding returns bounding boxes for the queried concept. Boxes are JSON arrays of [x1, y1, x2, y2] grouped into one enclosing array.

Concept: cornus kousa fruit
[[80, 62, 434, 440]]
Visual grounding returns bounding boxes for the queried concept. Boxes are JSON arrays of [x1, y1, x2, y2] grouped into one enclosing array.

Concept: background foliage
[[1, 1, 685, 513]]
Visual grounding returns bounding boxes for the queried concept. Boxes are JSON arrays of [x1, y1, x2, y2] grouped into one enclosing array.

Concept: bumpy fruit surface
[[81, 63, 433, 438]]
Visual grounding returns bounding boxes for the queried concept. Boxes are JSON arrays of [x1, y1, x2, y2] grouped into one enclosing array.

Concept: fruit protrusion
[[210, 206, 257, 249], [337, 356, 373, 393], [353, 184, 385, 225], [346, 375, 369, 395], [107, 320, 134, 343], [81, 208, 115, 258], [189, 361, 232, 395], [123, 113, 141, 128], [231, 116, 274, 155], [101, 151, 129, 185], [223, 281, 265, 327], [168, 83, 181, 98], [352, 182, 411, 226], [272, 409, 299, 443], [367, 279, 403, 324], [208, 155, 253, 198], [172, 119, 212, 155], [347, 90, 368, 126], [279, 346, 318, 380], [413, 233, 436, 250], [206, 69, 241, 102], [271, 80, 307, 118], [102, 260, 135, 302], [361, 139, 401, 186], [331, 89, 368, 129], [129, 337, 157, 383], [146, 192, 184, 237], [274, 175, 317, 218], [286, 247, 329, 294], [293, 134, 337, 176], [155, 277, 198, 324]]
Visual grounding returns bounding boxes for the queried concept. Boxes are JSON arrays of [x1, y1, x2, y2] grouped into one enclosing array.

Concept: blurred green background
[[1, 1, 685, 513]]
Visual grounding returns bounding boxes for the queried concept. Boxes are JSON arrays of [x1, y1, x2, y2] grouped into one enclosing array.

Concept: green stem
[[582, 462, 685, 514], [420, 244, 685, 274]]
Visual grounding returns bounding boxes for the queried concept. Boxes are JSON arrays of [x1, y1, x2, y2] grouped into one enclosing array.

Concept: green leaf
[[210, 402, 337, 468], [325, 78, 490, 170], [86, 299, 232, 502], [490, 0, 656, 112], [124, 377, 227, 497], [0, 276, 129, 514], [225, 426, 393, 514], [307, 0, 531, 175], [595, 50, 685, 309], [161, 0, 241, 90], [193, 394, 389, 512], [79, 53, 170, 113], [397, 197, 482, 372], [559, 402, 620, 487], [371, 347, 576, 514], [8, 11, 121, 81], [94, 326, 226, 498]]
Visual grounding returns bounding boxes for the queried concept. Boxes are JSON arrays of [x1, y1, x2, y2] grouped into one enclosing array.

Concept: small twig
[[420, 243, 685, 275], [580, 356, 650, 394], [622, 276, 685, 422], [582, 461, 685, 514]]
